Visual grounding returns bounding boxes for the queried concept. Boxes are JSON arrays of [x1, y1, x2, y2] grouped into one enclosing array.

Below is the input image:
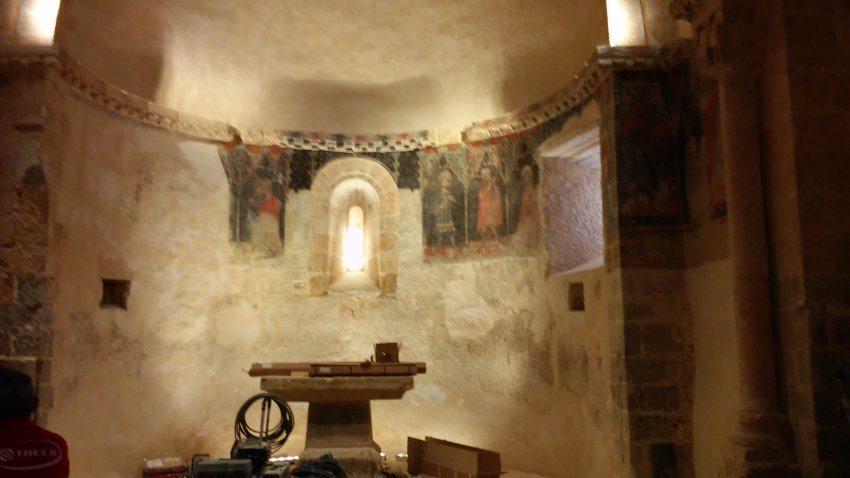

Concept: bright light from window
[[16, 0, 61, 45], [606, 0, 646, 46], [343, 206, 365, 272]]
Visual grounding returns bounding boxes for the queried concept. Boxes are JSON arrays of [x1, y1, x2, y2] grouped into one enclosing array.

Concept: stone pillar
[[715, 63, 800, 477], [0, 47, 60, 425], [595, 66, 696, 478], [717, 68, 780, 416]]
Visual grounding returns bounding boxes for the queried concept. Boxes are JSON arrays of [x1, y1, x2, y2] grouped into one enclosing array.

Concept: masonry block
[[11, 326, 48, 356], [379, 273, 397, 296], [0, 358, 38, 377], [308, 253, 328, 272], [629, 385, 680, 412], [0, 273, 15, 303], [16, 275, 45, 308], [378, 254, 397, 274], [624, 323, 642, 356], [630, 414, 682, 441], [623, 302, 655, 320], [626, 357, 674, 385], [309, 274, 328, 296], [0, 303, 27, 328], [641, 323, 678, 352]]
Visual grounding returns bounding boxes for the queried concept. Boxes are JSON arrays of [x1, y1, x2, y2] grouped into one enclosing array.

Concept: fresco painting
[[421, 146, 468, 258], [698, 79, 727, 218], [219, 144, 288, 258], [287, 149, 419, 191], [213, 99, 606, 262], [614, 72, 690, 228], [511, 162, 542, 249], [467, 147, 508, 254], [421, 136, 543, 258]]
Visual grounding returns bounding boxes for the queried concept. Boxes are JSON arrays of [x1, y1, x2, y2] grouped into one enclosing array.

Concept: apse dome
[[55, 0, 608, 134]]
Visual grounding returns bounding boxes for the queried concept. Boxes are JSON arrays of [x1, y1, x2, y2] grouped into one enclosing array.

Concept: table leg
[[302, 401, 382, 478], [305, 401, 379, 450]]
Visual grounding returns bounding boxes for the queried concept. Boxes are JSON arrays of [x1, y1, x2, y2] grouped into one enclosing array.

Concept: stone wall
[[43, 79, 619, 478], [0, 54, 59, 426], [759, 2, 850, 475], [596, 68, 699, 478]]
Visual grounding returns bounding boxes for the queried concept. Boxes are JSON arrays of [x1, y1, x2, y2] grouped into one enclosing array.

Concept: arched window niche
[[308, 157, 399, 296]]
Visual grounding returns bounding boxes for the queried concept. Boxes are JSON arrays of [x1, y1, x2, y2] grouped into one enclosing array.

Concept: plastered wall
[[45, 85, 619, 478], [680, 60, 737, 478], [686, 258, 737, 477], [55, 0, 608, 133]]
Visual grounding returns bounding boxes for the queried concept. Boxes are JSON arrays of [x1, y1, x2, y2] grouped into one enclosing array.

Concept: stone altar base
[[303, 400, 381, 477], [305, 401, 378, 450], [261, 376, 414, 478], [301, 447, 381, 478]]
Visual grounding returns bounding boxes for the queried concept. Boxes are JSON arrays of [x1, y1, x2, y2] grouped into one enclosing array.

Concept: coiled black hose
[[233, 392, 294, 453]]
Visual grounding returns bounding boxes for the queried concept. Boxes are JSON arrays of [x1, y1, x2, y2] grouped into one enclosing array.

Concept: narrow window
[[343, 206, 365, 272]]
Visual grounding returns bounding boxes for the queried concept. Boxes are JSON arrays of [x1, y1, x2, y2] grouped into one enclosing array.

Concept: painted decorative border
[[56, 50, 235, 142], [462, 46, 667, 142], [272, 129, 435, 153], [2, 44, 689, 150], [0, 45, 59, 68]]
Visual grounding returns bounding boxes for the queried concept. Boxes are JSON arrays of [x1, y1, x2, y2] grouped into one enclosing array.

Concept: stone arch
[[307, 157, 399, 296]]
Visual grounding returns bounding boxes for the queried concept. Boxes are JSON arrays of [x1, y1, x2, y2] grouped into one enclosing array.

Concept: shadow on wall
[[260, 75, 440, 134], [495, 7, 607, 116], [496, 43, 583, 115], [54, 0, 166, 102]]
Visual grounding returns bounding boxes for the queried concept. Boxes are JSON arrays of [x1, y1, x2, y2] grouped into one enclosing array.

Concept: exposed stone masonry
[[0, 52, 57, 425], [597, 69, 696, 478]]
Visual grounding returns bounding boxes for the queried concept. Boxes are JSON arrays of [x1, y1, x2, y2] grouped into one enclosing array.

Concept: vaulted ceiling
[[57, 0, 608, 134]]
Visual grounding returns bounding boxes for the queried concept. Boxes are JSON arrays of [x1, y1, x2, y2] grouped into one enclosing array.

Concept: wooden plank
[[249, 361, 427, 377], [248, 362, 311, 377]]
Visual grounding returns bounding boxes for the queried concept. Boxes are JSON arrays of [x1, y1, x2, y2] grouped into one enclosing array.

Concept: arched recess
[[307, 157, 399, 296]]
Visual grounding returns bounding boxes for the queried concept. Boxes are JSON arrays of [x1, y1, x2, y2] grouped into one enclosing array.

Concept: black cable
[[233, 392, 294, 453]]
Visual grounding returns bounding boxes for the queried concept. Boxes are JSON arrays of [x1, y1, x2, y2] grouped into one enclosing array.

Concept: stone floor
[[381, 461, 547, 477], [404, 472, 546, 478]]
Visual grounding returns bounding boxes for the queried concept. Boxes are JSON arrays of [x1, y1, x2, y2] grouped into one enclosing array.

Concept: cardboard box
[[408, 436, 501, 478]]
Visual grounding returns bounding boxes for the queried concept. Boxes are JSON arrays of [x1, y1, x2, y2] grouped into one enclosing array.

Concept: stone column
[[717, 68, 779, 416], [716, 65, 800, 475]]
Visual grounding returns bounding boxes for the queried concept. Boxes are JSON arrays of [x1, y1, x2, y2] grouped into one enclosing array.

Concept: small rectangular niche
[[568, 282, 585, 311], [100, 279, 130, 310]]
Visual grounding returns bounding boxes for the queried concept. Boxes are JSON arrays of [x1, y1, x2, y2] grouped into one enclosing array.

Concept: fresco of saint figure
[[434, 170, 461, 247], [424, 167, 465, 256], [476, 165, 504, 250], [219, 145, 288, 258], [512, 164, 541, 248], [248, 178, 284, 257]]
